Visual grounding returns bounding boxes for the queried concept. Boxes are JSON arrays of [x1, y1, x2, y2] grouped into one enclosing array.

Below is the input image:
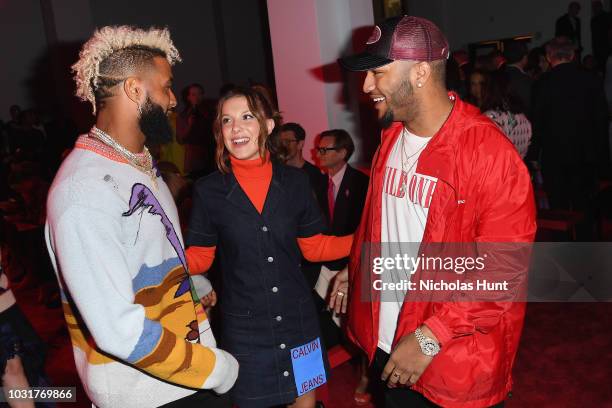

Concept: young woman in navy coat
[[186, 87, 352, 408]]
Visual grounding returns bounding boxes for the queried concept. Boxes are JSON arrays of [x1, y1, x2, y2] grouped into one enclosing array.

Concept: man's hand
[[382, 326, 438, 388], [328, 266, 349, 314]]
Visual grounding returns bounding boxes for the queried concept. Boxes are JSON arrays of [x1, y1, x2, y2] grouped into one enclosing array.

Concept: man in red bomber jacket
[[333, 16, 536, 408]]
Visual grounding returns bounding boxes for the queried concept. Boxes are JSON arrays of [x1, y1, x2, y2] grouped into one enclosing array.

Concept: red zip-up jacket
[[347, 94, 536, 408]]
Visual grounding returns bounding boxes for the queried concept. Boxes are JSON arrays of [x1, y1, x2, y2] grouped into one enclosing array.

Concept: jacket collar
[[379, 92, 477, 191], [223, 161, 285, 218]]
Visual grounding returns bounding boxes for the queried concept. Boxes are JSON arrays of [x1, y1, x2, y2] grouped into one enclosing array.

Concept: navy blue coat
[[187, 162, 328, 407]]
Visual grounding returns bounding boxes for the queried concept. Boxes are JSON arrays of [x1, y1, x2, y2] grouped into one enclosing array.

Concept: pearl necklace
[[89, 126, 158, 189]]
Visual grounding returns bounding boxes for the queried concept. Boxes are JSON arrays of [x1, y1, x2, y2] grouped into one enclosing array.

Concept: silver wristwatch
[[414, 327, 440, 356]]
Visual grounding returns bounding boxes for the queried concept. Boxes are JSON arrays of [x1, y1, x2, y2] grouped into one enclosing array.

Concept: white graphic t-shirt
[[378, 128, 437, 353]]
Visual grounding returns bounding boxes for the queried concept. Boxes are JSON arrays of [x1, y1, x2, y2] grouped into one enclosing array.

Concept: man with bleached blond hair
[[45, 26, 237, 408]]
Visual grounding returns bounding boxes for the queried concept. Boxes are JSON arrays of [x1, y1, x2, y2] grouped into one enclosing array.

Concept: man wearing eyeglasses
[[315, 129, 369, 237], [311, 129, 368, 348]]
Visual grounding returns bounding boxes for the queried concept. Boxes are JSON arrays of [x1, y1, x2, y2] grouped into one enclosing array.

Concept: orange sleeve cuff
[[186, 246, 216, 275], [297, 233, 353, 262]]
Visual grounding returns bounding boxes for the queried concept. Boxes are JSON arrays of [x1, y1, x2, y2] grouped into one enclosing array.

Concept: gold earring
[[417, 82, 423, 88]]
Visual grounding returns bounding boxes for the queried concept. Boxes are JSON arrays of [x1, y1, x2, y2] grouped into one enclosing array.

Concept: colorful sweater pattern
[[45, 135, 237, 407]]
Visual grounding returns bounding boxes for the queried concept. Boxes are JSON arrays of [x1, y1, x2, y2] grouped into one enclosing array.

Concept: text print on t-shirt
[[383, 166, 438, 209]]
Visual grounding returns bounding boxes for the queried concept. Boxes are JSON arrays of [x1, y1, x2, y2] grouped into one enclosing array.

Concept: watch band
[[415, 327, 441, 356]]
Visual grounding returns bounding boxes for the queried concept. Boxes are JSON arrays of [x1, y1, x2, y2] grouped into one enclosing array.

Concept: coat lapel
[[332, 165, 353, 231], [262, 162, 284, 218], [224, 172, 262, 218]]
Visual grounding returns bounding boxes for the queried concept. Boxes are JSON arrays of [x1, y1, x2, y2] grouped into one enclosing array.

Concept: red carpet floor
[[507, 303, 612, 408], [14, 284, 612, 407]]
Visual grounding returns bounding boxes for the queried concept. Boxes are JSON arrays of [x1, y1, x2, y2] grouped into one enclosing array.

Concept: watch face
[[422, 340, 440, 356]]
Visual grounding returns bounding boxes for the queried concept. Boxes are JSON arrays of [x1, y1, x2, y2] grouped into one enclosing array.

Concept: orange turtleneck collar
[[229, 155, 272, 213]]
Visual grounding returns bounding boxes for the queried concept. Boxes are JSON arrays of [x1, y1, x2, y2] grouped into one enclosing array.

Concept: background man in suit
[[314, 129, 369, 347], [591, 0, 611, 73], [279, 122, 325, 191], [279, 122, 329, 304], [504, 41, 533, 114], [532, 36, 609, 214], [316, 129, 369, 242], [556, 2, 582, 49]]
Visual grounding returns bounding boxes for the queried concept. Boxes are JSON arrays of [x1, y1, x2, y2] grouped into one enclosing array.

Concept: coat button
[[276, 315, 282, 322], [280, 343, 286, 349], [262, 226, 268, 232], [272, 286, 278, 293], [267, 256, 274, 263], [283, 371, 289, 377]]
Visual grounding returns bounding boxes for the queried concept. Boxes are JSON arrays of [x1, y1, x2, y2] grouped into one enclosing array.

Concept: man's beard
[[378, 79, 415, 129], [139, 96, 173, 146], [379, 109, 395, 129]]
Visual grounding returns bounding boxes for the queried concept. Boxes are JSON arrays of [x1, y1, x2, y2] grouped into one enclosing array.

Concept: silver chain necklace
[[89, 126, 158, 189], [399, 128, 428, 195], [398, 94, 453, 195]]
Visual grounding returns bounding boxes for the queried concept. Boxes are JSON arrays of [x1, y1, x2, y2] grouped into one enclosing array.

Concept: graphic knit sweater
[[44, 135, 238, 408]]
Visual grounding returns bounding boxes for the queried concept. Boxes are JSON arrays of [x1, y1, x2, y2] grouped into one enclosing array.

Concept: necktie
[[327, 176, 335, 223]]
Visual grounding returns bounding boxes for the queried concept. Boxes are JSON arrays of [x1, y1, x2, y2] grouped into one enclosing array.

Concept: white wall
[[407, 0, 598, 53], [315, 0, 373, 163], [267, 0, 331, 163], [267, 0, 375, 164]]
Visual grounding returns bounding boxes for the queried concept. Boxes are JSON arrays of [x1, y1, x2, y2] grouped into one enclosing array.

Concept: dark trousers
[[543, 163, 597, 211], [372, 348, 505, 408], [159, 390, 231, 408], [313, 291, 342, 349]]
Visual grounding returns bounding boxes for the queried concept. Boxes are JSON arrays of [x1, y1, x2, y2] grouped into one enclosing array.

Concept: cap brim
[[338, 52, 393, 71]]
